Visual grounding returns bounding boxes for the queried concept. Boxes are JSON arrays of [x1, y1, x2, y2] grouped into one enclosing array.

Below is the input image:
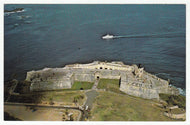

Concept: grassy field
[[41, 91, 86, 105], [71, 81, 94, 90], [90, 91, 177, 121], [97, 79, 124, 94], [8, 81, 93, 105]]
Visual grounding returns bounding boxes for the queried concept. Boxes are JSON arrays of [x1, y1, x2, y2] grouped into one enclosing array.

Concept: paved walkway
[[84, 90, 99, 109], [82, 80, 100, 121], [82, 90, 99, 121], [92, 79, 99, 89]]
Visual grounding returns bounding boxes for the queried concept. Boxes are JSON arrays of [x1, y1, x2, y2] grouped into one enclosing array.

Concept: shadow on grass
[[4, 112, 22, 121]]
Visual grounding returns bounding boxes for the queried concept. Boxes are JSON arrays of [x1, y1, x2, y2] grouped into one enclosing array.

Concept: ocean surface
[[4, 4, 186, 94]]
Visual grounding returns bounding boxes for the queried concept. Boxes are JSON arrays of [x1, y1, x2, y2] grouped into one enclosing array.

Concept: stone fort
[[26, 61, 179, 99]]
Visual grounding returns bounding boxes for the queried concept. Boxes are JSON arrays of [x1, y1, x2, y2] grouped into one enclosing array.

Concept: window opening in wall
[[105, 68, 107, 69], [100, 67, 102, 69]]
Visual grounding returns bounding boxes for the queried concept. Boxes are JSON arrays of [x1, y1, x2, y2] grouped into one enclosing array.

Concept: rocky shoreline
[[4, 8, 24, 13]]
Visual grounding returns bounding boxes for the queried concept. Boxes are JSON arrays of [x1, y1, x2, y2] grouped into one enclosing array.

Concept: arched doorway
[[97, 76, 100, 80], [95, 71, 101, 80]]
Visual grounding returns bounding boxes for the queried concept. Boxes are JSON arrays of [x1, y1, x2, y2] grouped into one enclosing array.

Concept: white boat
[[102, 34, 114, 39]]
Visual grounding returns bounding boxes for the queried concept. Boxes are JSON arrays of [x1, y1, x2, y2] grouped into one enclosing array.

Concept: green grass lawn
[[97, 79, 124, 94], [90, 91, 177, 121], [97, 79, 119, 89], [71, 81, 94, 90], [41, 91, 86, 105], [9, 90, 86, 105]]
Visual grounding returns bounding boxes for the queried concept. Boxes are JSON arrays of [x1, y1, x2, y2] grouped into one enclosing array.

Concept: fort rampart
[[26, 61, 179, 99]]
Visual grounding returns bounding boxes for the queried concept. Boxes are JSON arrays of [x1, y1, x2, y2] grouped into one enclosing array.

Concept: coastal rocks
[[164, 112, 185, 120], [4, 8, 24, 13], [4, 7, 32, 30]]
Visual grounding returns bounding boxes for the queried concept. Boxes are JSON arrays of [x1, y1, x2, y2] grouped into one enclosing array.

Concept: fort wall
[[65, 61, 133, 71], [120, 83, 159, 99], [26, 61, 179, 99], [74, 73, 95, 82]]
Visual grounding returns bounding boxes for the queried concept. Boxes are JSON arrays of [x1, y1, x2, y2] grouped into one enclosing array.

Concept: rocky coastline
[[4, 8, 24, 13]]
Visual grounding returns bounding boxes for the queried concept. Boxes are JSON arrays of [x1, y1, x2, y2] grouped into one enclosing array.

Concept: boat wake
[[102, 32, 185, 40]]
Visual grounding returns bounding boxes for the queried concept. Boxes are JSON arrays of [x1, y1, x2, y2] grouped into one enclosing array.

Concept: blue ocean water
[[4, 4, 186, 93]]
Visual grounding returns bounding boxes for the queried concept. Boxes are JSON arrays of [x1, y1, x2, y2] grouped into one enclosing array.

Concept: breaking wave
[[177, 87, 186, 96], [169, 85, 186, 96]]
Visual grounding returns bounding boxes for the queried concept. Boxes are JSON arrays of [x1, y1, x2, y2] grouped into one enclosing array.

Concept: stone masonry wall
[[26, 68, 73, 91], [74, 73, 95, 82], [30, 77, 72, 91], [120, 83, 159, 99]]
